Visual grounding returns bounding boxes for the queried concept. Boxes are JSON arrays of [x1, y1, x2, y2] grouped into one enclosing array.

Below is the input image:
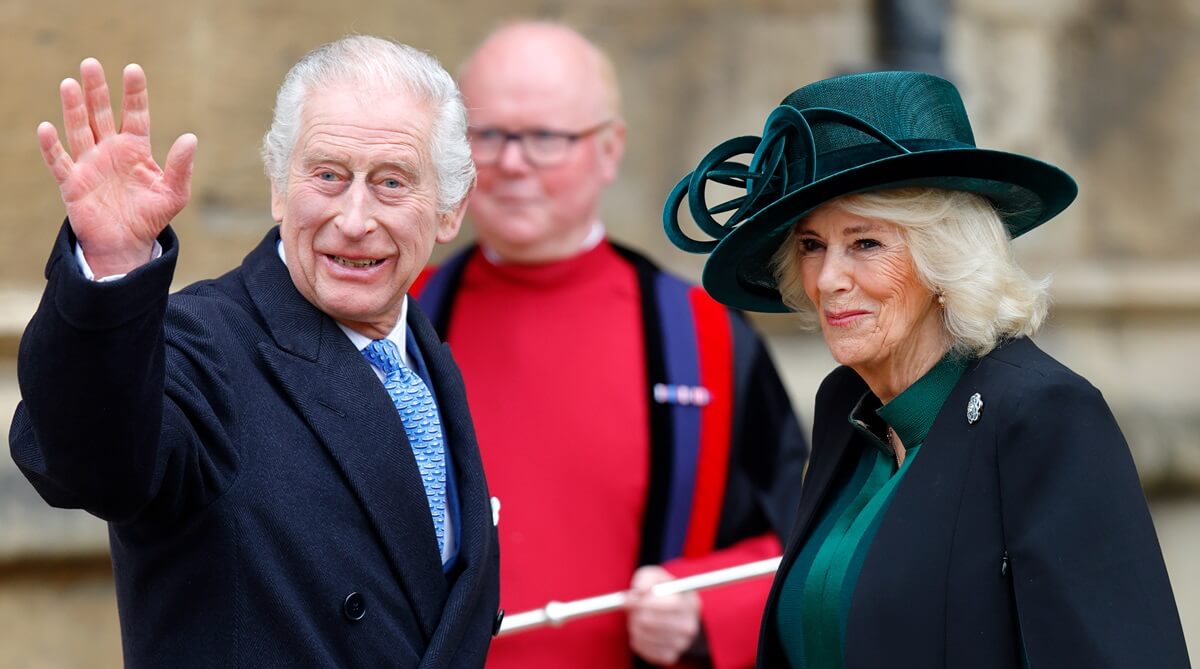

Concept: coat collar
[[759, 350, 996, 665]]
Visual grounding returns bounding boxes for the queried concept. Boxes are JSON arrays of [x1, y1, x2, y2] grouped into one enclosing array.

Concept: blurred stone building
[[0, 0, 1196, 665]]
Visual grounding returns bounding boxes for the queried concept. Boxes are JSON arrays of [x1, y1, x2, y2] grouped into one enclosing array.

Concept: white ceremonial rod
[[498, 556, 782, 636]]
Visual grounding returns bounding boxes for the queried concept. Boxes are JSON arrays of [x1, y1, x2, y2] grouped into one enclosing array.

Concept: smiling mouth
[[329, 255, 383, 268], [825, 310, 870, 326]]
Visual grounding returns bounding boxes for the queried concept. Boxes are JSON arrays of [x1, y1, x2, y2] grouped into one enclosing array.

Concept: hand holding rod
[[498, 556, 782, 636]]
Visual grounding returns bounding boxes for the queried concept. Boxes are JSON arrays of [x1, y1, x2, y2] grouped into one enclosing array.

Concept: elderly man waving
[[10, 37, 499, 667]]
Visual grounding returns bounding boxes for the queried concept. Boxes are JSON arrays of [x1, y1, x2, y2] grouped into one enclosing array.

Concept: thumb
[[163, 133, 197, 199], [631, 565, 675, 593]]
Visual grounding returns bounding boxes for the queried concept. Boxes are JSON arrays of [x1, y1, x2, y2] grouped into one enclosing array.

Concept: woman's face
[[794, 202, 945, 374]]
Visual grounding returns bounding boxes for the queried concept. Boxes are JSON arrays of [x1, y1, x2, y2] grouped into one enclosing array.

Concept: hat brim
[[701, 148, 1078, 313]]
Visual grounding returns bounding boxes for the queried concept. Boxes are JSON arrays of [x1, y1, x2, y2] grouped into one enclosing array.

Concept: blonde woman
[[664, 71, 1189, 668]]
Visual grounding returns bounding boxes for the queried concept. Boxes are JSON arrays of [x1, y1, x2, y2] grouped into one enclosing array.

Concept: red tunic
[[446, 241, 650, 668]]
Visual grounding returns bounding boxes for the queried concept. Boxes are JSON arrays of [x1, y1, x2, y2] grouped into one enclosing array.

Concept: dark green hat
[[663, 70, 1078, 313]]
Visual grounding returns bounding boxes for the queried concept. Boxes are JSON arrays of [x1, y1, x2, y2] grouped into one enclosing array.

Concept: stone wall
[[0, 0, 1196, 665]]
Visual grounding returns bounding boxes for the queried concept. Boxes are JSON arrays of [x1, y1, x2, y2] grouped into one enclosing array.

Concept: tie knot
[[362, 338, 404, 375]]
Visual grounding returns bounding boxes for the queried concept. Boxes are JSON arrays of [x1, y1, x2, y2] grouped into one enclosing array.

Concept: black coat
[[757, 338, 1189, 668], [10, 224, 500, 668]]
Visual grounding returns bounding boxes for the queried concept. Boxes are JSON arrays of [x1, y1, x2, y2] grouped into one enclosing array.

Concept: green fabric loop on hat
[[663, 174, 719, 252], [661, 70, 1078, 313], [689, 138, 764, 238]]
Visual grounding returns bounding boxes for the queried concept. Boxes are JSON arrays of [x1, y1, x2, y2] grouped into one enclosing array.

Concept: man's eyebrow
[[373, 160, 420, 177], [301, 151, 346, 165], [299, 152, 352, 171], [299, 153, 420, 177]]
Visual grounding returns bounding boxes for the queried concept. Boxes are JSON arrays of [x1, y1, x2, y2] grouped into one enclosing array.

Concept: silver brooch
[[966, 393, 983, 424]]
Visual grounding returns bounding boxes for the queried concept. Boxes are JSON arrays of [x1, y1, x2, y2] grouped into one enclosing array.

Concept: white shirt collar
[[479, 220, 606, 265]]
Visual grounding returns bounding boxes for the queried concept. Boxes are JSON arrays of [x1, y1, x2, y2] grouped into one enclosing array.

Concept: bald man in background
[[416, 22, 807, 668]]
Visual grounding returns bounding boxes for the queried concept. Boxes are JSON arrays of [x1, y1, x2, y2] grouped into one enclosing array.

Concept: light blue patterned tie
[[361, 338, 447, 555]]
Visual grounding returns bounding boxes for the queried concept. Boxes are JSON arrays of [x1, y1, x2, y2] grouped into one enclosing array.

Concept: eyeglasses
[[468, 121, 612, 167]]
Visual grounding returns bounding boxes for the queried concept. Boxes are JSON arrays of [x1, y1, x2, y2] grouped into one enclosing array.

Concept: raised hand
[[38, 58, 197, 278]]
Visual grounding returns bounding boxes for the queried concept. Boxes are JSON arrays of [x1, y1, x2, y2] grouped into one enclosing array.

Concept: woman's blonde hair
[[770, 187, 1051, 357]]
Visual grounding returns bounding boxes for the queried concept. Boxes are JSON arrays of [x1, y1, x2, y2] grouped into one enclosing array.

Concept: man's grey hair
[[261, 35, 474, 213]]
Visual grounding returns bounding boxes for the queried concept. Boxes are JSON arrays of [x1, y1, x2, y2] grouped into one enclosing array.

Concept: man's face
[[271, 83, 464, 338], [461, 45, 624, 263]]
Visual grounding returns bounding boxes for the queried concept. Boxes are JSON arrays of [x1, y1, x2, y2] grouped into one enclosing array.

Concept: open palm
[[38, 58, 196, 277]]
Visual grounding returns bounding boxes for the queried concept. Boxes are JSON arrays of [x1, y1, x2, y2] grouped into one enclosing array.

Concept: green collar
[[849, 352, 969, 455]]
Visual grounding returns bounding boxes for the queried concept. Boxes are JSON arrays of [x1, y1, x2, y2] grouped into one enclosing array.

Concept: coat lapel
[[857, 356, 984, 572], [241, 230, 447, 641], [782, 367, 865, 557], [758, 368, 862, 664], [406, 302, 495, 667], [843, 357, 985, 665]]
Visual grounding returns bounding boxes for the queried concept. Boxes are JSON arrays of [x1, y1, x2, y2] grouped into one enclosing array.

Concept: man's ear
[[597, 119, 627, 185], [436, 180, 474, 244], [270, 180, 285, 223]]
